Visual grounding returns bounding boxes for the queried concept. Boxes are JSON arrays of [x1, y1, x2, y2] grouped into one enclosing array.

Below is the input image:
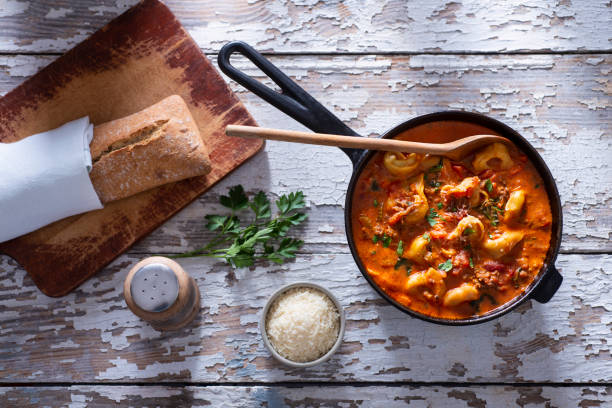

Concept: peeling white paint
[[44, 7, 71, 19], [0, 0, 609, 53], [0, 253, 610, 382], [0, 0, 28, 18]]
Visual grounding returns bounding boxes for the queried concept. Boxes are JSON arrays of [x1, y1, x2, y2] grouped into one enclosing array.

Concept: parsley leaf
[[469, 257, 474, 268], [428, 160, 443, 173], [427, 208, 440, 226], [397, 240, 404, 256], [249, 191, 271, 220], [423, 232, 431, 242], [438, 259, 453, 272], [394, 258, 411, 274], [373, 199, 379, 207], [372, 235, 379, 244], [276, 191, 306, 214], [382, 234, 392, 248], [485, 179, 493, 193], [437, 202, 443, 209], [173, 186, 307, 267], [463, 227, 475, 236], [220, 185, 249, 211], [264, 238, 303, 264], [479, 198, 504, 227]]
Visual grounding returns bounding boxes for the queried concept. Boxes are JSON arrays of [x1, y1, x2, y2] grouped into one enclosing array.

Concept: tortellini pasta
[[443, 283, 480, 307], [404, 173, 429, 224], [472, 143, 514, 173], [386, 173, 429, 225], [504, 190, 526, 221], [405, 267, 447, 299], [383, 152, 422, 177], [440, 176, 482, 207], [404, 235, 429, 262], [482, 231, 525, 259], [419, 155, 443, 171], [447, 215, 485, 242]]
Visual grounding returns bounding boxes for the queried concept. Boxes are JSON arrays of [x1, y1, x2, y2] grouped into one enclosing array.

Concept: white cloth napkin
[[0, 117, 103, 243]]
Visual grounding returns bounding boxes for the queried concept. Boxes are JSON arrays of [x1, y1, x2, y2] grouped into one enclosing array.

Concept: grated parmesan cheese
[[265, 287, 340, 363]]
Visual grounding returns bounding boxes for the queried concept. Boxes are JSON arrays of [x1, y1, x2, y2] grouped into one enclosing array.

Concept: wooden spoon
[[226, 125, 510, 161]]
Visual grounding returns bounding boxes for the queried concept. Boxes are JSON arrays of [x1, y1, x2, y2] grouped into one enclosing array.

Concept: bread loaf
[[89, 95, 211, 203]]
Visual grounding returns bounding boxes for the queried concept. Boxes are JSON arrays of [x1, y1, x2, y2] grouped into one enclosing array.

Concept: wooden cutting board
[[0, 0, 263, 297]]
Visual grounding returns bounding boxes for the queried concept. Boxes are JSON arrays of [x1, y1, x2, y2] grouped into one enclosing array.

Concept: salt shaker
[[124, 256, 200, 331]]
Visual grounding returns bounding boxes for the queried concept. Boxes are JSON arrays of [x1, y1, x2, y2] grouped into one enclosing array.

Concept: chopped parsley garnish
[[463, 227, 475, 236], [535, 183, 540, 189], [437, 202, 443, 209], [396, 240, 404, 256], [425, 160, 443, 191], [373, 199, 379, 207], [438, 259, 453, 272], [479, 198, 504, 227], [485, 179, 493, 193], [428, 160, 443, 173], [423, 232, 431, 242], [513, 267, 522, 288], [427, 208, 441, 226], [372, 235, 379, 244], [469, 257, 474, 268], [371, 179, 380, 191], [430, 179, 442, 188], [382, 234, 392, 248], [394, 258, 412, 274]]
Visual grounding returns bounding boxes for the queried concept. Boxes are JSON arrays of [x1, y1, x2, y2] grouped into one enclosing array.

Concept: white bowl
[[260, 282, 346, 368]]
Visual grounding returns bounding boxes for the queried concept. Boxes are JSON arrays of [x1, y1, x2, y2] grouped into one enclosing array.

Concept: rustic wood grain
[[3, 53, 608, 253], [1, 385, 611, 407], [1, 0, 610, 399], [0, 253, 609, 382], [0, 0, 610, 54]]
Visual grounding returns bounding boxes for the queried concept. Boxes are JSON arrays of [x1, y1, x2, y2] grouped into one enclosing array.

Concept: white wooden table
[[1, 1, 611, 406]]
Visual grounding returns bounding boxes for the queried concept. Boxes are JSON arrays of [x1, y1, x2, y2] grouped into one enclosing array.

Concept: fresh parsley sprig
[[173, 185, 307, 267]]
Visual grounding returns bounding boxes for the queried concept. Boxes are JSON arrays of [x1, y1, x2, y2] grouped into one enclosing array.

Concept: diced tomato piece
[[482, 260, 507, 274]]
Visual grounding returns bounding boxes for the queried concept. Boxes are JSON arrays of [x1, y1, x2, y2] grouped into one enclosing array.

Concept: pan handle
[[531, 265, 563, 303], [218, 41, 364, 165]]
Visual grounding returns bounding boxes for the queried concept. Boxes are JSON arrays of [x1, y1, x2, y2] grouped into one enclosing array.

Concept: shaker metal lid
[[130, 263, 179, 312]]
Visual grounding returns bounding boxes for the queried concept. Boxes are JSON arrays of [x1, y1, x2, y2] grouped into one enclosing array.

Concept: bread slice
[[89, 95, 211, 203]]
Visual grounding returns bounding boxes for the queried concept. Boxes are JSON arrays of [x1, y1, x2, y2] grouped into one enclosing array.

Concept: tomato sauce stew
[[351, 121, 552, 319]]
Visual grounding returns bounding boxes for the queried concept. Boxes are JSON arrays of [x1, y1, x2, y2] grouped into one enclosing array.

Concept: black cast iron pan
[[218, 41, 563, 325]]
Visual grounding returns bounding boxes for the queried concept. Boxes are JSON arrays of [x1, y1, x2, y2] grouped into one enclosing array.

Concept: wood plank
[[0, 253, 609, 383], [5, 54, 606, 253], [1, 385, 611, 407], [0, 0, 610, 54]]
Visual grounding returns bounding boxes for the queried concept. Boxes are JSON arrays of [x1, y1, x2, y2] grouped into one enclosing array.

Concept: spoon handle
[[226, 125, 446, 155]]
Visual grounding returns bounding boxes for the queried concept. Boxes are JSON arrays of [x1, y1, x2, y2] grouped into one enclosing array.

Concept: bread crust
[[89, 95, 211, 203]]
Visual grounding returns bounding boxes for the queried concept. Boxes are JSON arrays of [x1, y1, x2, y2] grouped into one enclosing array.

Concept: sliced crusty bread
[[89, 95, 211, 203]]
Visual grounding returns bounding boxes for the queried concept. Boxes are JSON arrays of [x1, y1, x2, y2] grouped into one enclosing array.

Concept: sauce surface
[[351, 121, 552, 319]]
